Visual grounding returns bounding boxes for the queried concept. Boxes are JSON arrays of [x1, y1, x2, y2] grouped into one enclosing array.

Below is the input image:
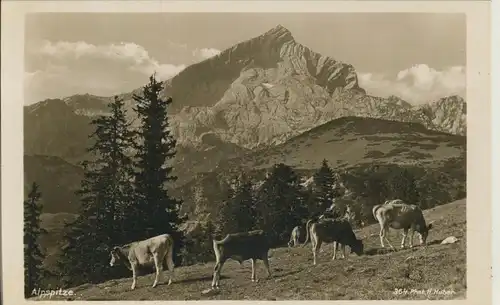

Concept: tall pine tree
[[312, 159, 338, 214], [58, 96, 135, 286], [231, 176, 256, 233], [132, 74, 184, 263], [256, 164, 308, 246], [24, 182, 46, 298], [215, 180, 238, 237], [215, 175, 256, 236]]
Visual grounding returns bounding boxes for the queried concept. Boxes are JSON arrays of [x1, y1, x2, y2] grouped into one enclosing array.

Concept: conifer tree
[[24, 182, 46, 298], [215, 179, 237, 236], [58, 96, 135, 286], [388, 168, 420, 205], [312, 159, 339, 213], [230, 175, 256, 233], [256, 163, 308, 246], [131, 74, 184, 263]]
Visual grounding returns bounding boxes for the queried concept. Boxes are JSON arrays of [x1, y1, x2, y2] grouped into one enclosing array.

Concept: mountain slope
[[41, 199, 466, 301], [173, 116, 466, 219], [24, 116, 466, 217], [24, 100, 95, 164], [24, 155, 84, 213], [415, 95, 466, 135], [157, 24, 364, 112], [221, 116, 465, 171]]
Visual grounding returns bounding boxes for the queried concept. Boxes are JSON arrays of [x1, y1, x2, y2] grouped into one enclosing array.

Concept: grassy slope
[[222, 116, 465, 171], [44, 199, 466, 301]]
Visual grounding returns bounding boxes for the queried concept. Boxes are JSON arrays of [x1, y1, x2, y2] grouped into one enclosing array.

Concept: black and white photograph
[[0, 1, 493, 304]]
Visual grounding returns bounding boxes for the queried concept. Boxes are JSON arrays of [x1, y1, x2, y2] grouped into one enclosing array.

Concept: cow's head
[[109, 246, 121, 267], [287, 239, 294, 248], [351, 239, 364, 256], [419, 222, 434, 245]]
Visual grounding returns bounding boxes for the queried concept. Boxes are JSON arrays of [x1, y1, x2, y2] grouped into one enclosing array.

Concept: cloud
[[24, 40, 226, 104], [38, 40, 186, 79], [192, 47, 221, 59], [358, 64, 465, 104]]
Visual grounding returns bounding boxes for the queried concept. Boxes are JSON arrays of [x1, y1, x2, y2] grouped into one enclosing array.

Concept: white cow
[[109, 234, 175, 290], [372, 199, 433, 249]]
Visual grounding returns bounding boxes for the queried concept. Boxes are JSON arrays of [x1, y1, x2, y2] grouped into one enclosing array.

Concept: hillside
[[222, 116, 465, 171], [24, 155, 84, 214], [23, 116, 465, 219], [174, 116, 466, 219], [41, 199, 466, 301]]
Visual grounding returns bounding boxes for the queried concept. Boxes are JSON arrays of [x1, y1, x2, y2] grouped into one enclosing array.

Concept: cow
[[302, 218, 364, 265], [211, 230, 272, 289], [287, 225, 304, 247], [109, 234, 175, 290], [372, 199, 433, 250]]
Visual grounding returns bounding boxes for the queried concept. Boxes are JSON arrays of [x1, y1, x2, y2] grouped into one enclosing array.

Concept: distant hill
[[221, 116, 465, 171], [174, 116, 466, 219], [24, 155, 83, 214]]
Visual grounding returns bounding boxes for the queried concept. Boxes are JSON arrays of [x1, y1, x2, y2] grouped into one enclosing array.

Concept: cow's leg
[[251, 258, 258, 282], [130, 262, 138, 290], [382, 225, 395, 250], [379, 225, 386, 248], [408, 228, 415, 248], [332, 242, 338, 260], [311, 234, 317, 265], [401, 228, 408, 249], [341, 244, 346, 259], [211, 260, 225, 289], [313, 238, 322, 266], [152, 252, 163, 288], [262, 255, 272, 278], [165, 249, 175, 286]]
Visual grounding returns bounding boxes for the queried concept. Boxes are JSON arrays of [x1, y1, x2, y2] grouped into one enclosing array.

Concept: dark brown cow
[[303, 218, 364, 265], [211, 230, 272, 289]]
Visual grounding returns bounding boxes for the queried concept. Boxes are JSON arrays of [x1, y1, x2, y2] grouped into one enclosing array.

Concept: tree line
[[181, 157, 452, 264]]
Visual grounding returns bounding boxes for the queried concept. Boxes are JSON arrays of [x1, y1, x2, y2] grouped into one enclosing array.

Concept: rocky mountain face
[[414, 95, 466, 135]]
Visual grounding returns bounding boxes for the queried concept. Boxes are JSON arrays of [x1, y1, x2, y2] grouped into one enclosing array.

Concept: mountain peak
[[262, 24, 294, 42]]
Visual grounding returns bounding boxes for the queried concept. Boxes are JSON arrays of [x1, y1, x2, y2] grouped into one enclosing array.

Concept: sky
[[24, 13, 466, 105]]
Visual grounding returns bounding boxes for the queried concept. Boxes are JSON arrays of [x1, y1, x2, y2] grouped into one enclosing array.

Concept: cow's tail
[[372, 204, 383, 222], [301, 219, 313, 247]]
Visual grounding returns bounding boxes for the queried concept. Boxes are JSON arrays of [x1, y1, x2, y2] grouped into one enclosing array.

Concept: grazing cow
[[211, 230, 271, 289], [109, 234, 175, 290], [372, 199, 433, 249], [288, 225, 304, 247], [303, 218, 364, 265]]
